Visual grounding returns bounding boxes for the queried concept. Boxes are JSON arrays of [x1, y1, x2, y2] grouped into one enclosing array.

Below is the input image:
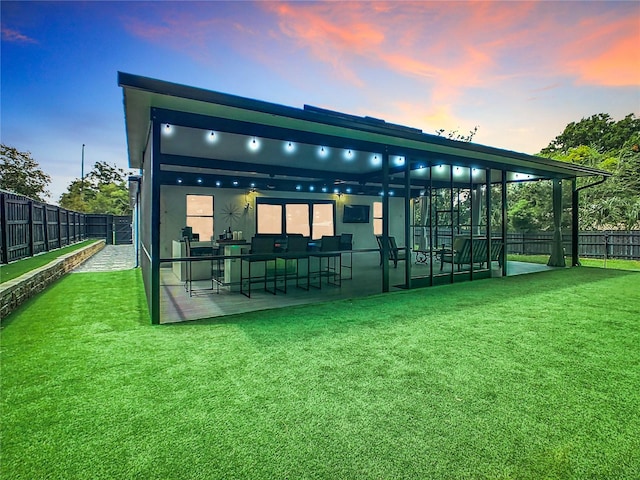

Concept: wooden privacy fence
[[0, 190, 132, 264], [1, 190, 86, 264], [507, 231, 640, 260]]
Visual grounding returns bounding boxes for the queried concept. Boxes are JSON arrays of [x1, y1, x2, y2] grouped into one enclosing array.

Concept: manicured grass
[[508, 253, 640, 271], [0, 240, 98, 284], [2, 268, 639, 479]]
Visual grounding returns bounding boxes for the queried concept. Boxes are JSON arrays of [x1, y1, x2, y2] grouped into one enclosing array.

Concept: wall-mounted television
[[343, 204, 370, 223]]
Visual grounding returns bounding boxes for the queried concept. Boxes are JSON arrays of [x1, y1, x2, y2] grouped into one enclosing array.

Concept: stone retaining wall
[[0, 240, 105, 321]]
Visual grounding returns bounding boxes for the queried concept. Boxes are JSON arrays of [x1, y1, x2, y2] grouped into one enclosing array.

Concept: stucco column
[[547, 178, 566, 267]]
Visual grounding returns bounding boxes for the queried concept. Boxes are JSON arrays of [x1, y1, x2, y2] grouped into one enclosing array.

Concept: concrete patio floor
[[159, 252, 557, 323]]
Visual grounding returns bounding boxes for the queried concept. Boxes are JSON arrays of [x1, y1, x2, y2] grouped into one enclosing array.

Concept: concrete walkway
[[72, 244, 136, 273]]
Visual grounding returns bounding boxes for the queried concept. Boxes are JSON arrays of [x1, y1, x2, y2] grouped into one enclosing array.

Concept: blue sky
[[2, 1, 639, 203]]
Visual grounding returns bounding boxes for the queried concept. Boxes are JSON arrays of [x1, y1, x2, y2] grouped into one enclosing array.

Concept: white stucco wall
[[159, 185, 406, 262]]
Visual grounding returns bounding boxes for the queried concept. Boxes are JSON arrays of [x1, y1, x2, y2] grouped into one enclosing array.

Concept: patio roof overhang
[[119, 72, 610, 194]]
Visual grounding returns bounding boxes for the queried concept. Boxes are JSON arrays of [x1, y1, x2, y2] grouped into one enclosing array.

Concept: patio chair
[[183, 236, 217, 296], [340, 233, 353, 280], [276, 235, 310, 293], [440, 236, 492, 271], [240, 236, 276, 298], [376, 235, 406, 268], [309, 235, 341, 289]]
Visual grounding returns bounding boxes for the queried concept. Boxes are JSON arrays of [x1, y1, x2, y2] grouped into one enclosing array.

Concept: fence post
[[603, 232, 609, 268], [0, 193, 8, 264], [28, 199, 35, 257], [43, 205, 50, 252], [57, 206, 62, 248]]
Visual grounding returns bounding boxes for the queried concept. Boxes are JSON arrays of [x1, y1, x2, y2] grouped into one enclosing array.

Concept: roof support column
[[501, 170, 508, 277], [571, 178, 580, 266], [404, 154, 412, 289], [471, 184, 483, 237], [381, 150, 390, 293], [485, 169, 493, 275], [548, 178, 566, 267], [149, 114, 162, 324], [449, 166, 454, 284]]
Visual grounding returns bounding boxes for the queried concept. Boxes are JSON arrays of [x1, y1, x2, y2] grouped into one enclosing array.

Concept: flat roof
[[119, 72, 610, 181]]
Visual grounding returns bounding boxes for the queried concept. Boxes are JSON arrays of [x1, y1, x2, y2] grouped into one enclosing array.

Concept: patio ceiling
[[119, 72, 610, 192]]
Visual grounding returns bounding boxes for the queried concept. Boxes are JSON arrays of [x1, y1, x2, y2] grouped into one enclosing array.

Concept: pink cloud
[[263, 1, 640, 93], [261, 1, 545, 99], [1, 26, 37, 44], [120, 0, 639, 105], [562, 18, 640, 87]]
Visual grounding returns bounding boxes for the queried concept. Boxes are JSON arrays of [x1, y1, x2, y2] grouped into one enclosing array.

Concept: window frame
[[256, 197, 336, 239], [186, 194, 214, 241], [373, 201, 382, 236]]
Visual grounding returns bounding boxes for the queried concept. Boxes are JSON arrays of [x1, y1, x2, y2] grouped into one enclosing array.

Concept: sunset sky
[[2, 1, 639, 203]]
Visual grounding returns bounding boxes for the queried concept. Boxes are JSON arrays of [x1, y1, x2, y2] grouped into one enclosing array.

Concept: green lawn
[[0, 240, 99, 284], [1, 268, 639, 479], [508, 254, 640, 271]]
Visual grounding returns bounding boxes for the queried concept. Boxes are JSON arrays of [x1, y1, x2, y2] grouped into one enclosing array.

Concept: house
[[119, 72, 609, 324]]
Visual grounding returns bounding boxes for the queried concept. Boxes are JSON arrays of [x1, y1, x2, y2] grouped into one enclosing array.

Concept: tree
[[534, 114, 640, 230], [0, 144, 51, 201], [59, 161, 132, 215], [436, 126, 479, 143], [541, 113, 640, 156]]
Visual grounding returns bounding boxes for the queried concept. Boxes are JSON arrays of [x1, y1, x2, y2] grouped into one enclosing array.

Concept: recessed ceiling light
[[248, 137, 261, 152], [284, 141, 296, 154], [206, 131, 218, 144]]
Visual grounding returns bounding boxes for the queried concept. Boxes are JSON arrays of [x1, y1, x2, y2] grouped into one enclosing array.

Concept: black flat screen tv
[[343, 204, 370, 223]]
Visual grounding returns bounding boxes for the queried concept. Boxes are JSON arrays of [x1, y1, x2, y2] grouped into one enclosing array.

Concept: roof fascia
[[120, 72, 611, 179]]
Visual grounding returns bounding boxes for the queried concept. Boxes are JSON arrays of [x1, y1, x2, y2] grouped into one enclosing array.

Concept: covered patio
[[119, 72, 608, 324]]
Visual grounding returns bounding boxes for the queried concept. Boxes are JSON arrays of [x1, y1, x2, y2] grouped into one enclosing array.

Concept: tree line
[[509, 113, 639, 231], [1, 113, 638, 226], [0, 144, 132, 215]]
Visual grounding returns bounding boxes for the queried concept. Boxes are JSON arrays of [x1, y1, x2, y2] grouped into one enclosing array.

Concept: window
[[286, 204, 310, 236], [312, 203, 334, 239], [186, 195, 214, 241], [257, 204, 282, 234], [373, 201, 382, 235], [257, 198, 334, 239]]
